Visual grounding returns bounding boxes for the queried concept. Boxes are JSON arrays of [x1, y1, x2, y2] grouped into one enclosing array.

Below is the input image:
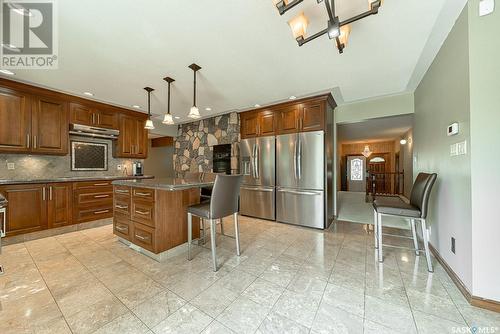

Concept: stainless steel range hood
[[69, 123, 119, 139]]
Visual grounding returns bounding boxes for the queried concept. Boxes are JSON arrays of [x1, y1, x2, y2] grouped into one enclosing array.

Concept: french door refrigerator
[[239, 136, 275, 220], [276, 131, 324, 229]]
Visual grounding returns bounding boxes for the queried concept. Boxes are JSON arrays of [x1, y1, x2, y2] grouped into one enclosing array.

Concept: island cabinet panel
[[113, 214, 131, 240], [73, 181, 113, 223], [31, 96, 69, 155], [131, 199, 155, 228], [0, 88, 31, 153]]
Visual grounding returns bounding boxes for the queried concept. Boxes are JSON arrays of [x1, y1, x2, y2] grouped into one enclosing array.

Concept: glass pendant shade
[[362, 145, 372, 158], [188, 106, 201, 119], [288, 12, 308, 39], [163, 113, 174, 125], [144, 119, 155, 130], [338, 24, 351, 46]]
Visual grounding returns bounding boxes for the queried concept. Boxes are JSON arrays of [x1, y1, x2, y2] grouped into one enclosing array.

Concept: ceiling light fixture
[[205, 107, 212, 111], [187, 63, 201, 119], [0, 69, 15, 75], [254, 104, 261, 108], [144, 87, 155, 130], [400, 139, 407, 145], [362, 145, 372, 158], [275, 0, 382, 54], [174, 116, 181, 119], [83, 92, 94, 96], [289, 96, 297, 100], [162, 76, 175, 125], [132, 105, 141, 109]]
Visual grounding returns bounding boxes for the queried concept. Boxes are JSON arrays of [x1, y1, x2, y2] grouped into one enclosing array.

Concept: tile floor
[[1, 216, 499, 334]]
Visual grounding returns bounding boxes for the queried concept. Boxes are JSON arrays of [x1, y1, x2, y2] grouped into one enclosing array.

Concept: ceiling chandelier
[[274, 0, 383, 53], [162, 76, 175, 125], [362, 145, 372, 158], [144, 87, 155, 130], [187, 63, 202, 119]]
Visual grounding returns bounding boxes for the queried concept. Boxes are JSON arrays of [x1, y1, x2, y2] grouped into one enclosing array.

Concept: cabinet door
[[277, 105, 300, 134], [32, 97, 69, 154], [134, 118, 148, 158], [300, 102, 324, 132], [0, 89, 31, 153], [95, 109, 118, 129], [47, 183, 72, 228], [241, 112, 259, 139], [0, 184, 47, 236], [258, 110, 276, 136], [116, 115, 134, 157], [70, 103, 94, 126]]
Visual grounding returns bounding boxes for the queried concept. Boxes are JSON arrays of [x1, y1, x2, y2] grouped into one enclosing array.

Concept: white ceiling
[[338, 114, 413, 143], [2, 0, 466, 135]]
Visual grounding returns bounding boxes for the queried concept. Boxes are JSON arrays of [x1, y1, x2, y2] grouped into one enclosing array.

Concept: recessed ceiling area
[[338, 114, 413, 144], [1, 0, 465, 134]]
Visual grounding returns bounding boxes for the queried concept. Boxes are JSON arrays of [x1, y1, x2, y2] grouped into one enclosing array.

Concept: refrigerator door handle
[[297, 136, 302, 179], [251, 143, 256, 179], [277, 189, 322, 196], [241, 187, 274, 192], [255, 143, 260, 179], [293, 137, 297, 180]]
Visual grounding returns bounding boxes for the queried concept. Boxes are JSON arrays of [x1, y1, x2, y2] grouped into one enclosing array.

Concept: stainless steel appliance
[[213, 144, 232, 174], [133, 161, 143, 176], [239, 136, 275, 220], [69, 123, 119, 139], [276, 131, 325, 229], [0, 193, 7, 275]]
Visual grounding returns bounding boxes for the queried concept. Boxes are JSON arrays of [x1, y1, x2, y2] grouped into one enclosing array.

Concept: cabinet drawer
[[75, 180, 113, 189], [113, 215, 131, 240], [114, 185, 131, 196], [132, 187, 154, 201], [75, 189, 113, 207], [114, 195, 130, 217], [132, 222, 155, 252], [76, 206, 113, 222], [131, 200, 154, 227]]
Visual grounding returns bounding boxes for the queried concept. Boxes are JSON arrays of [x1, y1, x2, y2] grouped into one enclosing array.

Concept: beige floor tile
[[242, 277, 285, 308], [311, 302, 364, 334], [55, 279, 114, 317], [115, 278, 165, 309], [201, 320, 236, 334], [212, 269, 257, 294], [322, 283, 365, 317], [152, 303, 213, 334], [259, 310, 309, 334], [93, 312, 150, 334], [217, 296, 269, 334], [413, 309, 467, 334], [132, 289, 186, 328], [273, 289, 321, 328], [191, 284, 239, 318], [364, 295, 417, 333]]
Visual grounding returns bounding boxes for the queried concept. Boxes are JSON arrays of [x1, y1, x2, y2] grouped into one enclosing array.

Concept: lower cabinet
[[73, 181, 113, 223], [47, 182, 73, 228]]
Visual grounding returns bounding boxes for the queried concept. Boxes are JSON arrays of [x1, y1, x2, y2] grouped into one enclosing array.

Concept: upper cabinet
[[70, 103, 118, 129], [32, 96, 69, 155], [115, 114, 148, 158], [0, 88, 31, 152], [240, 95, 333, 138]]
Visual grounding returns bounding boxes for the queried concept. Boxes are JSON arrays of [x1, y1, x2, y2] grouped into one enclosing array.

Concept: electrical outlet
[[117, 165, 122, 171], [7, 162, 15, 170], [451, 237, 456, 254]]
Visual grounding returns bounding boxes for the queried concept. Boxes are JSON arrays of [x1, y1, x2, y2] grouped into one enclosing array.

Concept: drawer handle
[[94, 209, 109, 214], [115, 225, 127, 232], [135, 210, 149, 215], [135, 234, 148, 241], [94, 194, 110, 198], [115, 189, 129, 194], [135, 192, 151, 196], [94, 183, 109, 186], [115, 204, 128, 209]]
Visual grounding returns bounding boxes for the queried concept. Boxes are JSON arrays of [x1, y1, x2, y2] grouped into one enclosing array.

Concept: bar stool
[[373, 172, 437, 272], [187, 174, 243, 271]]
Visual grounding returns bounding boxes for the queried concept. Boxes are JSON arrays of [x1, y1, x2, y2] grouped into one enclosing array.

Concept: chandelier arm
[[340, 8, 379, 27], [167, 82, 171, 115], [296, 27, 329, 46], [324, 0, 335, 21], [277, 0, 303, 15]]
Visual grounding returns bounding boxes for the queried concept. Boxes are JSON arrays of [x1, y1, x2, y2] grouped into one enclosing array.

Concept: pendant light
[[187, 63, 201, 119], [162, 77, 175, 125], [362, 145, 372, 158], [144, 87, 155, 130]]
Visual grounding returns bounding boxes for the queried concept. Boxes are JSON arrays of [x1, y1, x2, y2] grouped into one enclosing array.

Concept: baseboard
[[429, 243, 500, 313]]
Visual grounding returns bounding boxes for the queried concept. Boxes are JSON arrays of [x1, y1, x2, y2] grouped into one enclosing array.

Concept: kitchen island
[[111, 176, 215, 261]]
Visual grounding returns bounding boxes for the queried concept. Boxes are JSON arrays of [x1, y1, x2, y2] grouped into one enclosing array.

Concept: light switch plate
[[450, 143, 458, 156], [479, 0, 495, 16], [7, 162, 15, 170], [457, 141, 467, 155]]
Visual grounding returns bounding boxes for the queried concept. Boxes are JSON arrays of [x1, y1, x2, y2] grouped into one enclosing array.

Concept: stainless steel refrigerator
[[239, 136, 276, 220], [276, 131, 324, 229]]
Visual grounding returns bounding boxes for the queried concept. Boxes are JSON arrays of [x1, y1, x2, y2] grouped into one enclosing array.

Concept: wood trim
[[246, 93, 336, 114], [151, 137, 173, 147], [0, 78, 147, 119], [429, 243, 500, 313]]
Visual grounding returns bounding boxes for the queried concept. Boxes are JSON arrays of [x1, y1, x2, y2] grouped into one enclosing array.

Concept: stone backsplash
[[0, 136, 138, 180], [173, 112, 240, 176]]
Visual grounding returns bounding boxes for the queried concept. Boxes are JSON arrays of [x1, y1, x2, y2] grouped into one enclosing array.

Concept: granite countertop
[[112, 176, 215, 191], [0, 175, 154, 186]]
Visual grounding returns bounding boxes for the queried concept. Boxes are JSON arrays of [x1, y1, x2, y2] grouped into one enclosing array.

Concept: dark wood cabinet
[[73, 180, 113, 224], [70, 103, 118, 129], [115, 114, 148, 158], [241, 110, 277, 139], [47, 183, 72, 228], [0, 184, 47, 236], [0, 89, 31, 153], [300, 102, 324, 132], [259, 111, 276, 136], [32, 96, 69, 155], [276, 105, 300, 134]]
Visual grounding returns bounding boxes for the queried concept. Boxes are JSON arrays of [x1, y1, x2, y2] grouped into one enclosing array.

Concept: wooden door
[[300, 102, 324, 132], [277, 105, 300, 134], [70, 103, 94, 126], [241, 112, 259, 139], [258, 111, 276, 136], [47, 182, 72, 228], [95, 109, 118, 129], [0, 184, 47, 236], [0, 89, 31, 153], [32, 97, 69, 155], [134, 117, 148, 158], [367, 154, 390, 194], [116, 114, 134, 157]]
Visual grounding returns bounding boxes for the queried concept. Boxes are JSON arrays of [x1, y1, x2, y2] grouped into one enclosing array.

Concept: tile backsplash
[[0, 136, 139, 180]]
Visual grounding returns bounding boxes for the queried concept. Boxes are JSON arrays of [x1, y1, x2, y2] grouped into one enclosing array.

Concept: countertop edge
[[111, 179, 214, 191], [0, 175, 154, 186]]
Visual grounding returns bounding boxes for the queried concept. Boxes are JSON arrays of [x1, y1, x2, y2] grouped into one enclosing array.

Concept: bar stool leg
[[373, 209, 378, 249], [187, 213, 192, 261], [420, 219, 433, 272], [209, 219, 218, 271], [201, 218, 206, 245], [234, 213, 241, 256], [220, 218, 225, 236], [377, 213, 383, 262], [410, 219, 419, 255]]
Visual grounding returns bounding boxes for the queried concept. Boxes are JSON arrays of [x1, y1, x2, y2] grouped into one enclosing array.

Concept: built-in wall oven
[[213, 144, 232, 174]]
